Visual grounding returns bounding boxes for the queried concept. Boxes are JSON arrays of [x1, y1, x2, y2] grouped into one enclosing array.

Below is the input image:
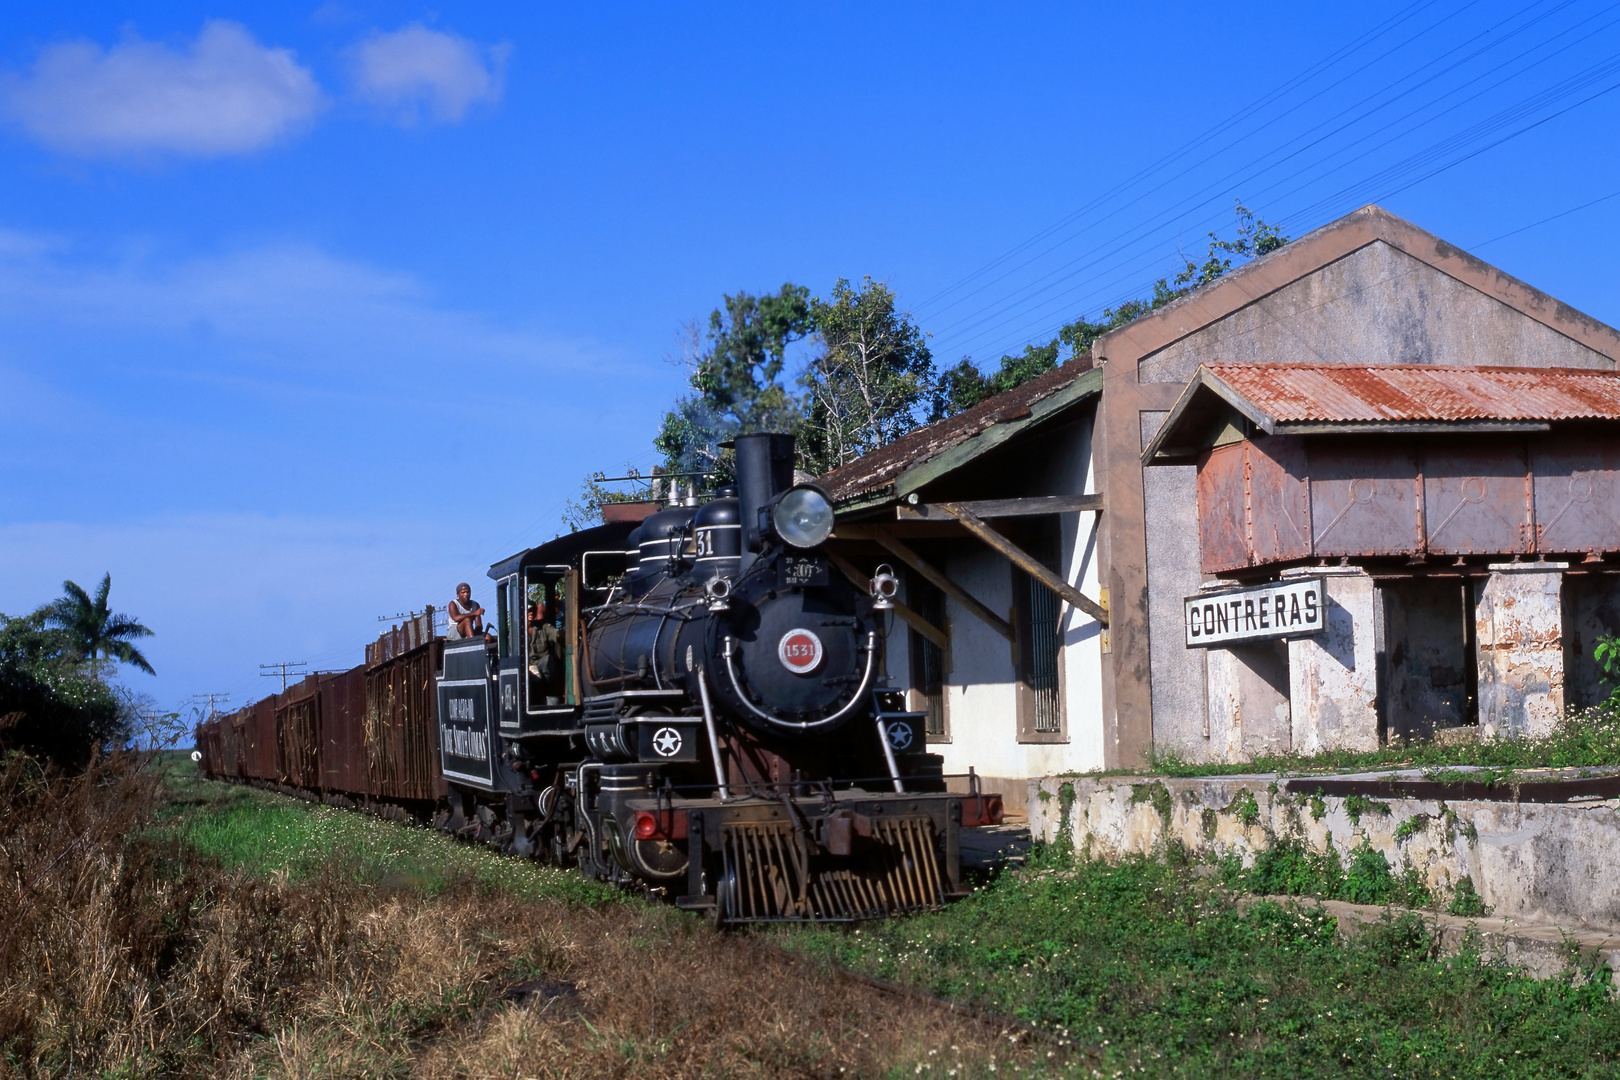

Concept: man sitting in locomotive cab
[[528, 593, 565, 705], [447, 582, 486, 639]]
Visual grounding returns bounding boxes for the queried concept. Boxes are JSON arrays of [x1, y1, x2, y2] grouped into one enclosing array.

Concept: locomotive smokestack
[[734, 432, 796, 552]]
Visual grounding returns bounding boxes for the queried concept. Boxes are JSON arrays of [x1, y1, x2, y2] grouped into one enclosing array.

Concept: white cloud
[[0, 21, 323, 157], [0, 234, 609, 383], [351, 24, 507, 124]]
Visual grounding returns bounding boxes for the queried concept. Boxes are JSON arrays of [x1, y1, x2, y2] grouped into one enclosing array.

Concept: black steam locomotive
[[437, 432, 1001, 922]]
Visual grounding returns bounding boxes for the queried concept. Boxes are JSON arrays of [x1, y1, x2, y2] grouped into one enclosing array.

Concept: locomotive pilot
[[447, 583, 486, 639]]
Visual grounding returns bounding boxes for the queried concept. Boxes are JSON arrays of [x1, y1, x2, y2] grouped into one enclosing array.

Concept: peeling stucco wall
[[1476, 564, 1566, 738]]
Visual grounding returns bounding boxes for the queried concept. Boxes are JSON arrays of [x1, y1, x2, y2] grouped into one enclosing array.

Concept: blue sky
[[4, 0, 1620, 718]]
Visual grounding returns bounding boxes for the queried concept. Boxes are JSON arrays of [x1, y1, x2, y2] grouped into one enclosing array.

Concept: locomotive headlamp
[[771, 485, 834, 548]]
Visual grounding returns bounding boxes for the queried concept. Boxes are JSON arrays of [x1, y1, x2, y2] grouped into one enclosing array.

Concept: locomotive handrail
[[721, 632, 879, 731], [581, 599, 706, 618]]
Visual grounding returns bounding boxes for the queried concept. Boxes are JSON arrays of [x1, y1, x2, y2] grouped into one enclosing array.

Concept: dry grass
[[0, 757, 1052, 1079]]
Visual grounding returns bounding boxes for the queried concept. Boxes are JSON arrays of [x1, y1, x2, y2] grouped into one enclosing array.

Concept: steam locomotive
[[197, 432, 1002, 924]]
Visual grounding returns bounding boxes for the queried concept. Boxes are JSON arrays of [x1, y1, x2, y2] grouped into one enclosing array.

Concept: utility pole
[[378, 603, 443, 637], [185, 692, 232, 722], [259, 661, 308, 693]]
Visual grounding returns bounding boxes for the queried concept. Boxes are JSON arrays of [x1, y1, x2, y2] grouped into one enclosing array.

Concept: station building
[[822, 205, 1620, 789]]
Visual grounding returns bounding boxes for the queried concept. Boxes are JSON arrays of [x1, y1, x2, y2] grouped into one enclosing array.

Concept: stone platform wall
[[1027, 769, 1620, 931]]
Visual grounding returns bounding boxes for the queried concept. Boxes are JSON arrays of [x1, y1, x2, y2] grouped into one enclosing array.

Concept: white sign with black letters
[[1184, 577, 1324, 648]]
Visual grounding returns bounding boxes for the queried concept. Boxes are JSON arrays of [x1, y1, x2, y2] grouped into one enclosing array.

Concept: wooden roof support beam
[[825, 548, 949, 652], [837, 523, 1014, 642], [937, 501, 1110, 627], [896, 493, 1103, 521]]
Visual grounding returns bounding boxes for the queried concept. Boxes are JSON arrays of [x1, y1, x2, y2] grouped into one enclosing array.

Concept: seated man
[[447, 583, 486, 639], [528, 596, 565, 705]]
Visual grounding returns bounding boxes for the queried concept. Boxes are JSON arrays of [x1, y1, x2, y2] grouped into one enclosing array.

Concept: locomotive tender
[[198, 432, 1002, 924]]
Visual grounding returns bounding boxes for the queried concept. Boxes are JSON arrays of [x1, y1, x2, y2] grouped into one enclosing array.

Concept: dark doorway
[[1563, 574, 1620, 710], [1380, 579, 1476, 741]]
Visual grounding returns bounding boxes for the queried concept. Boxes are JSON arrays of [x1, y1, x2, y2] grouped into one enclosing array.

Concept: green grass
[[779, 849, 1620, 1078], [160, 767, 616, 906], [1125, 706, 1620, 779]]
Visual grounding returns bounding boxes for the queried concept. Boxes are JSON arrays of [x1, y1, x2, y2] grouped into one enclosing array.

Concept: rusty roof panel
[[819, 354, 1096, 504], [1206, 364, 1620, 424]]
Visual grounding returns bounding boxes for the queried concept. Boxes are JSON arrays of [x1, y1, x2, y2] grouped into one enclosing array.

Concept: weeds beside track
[[780, 845, 1620, 1078], [0, 757, 1037, 1079], [12, 757, 1620, 1077]]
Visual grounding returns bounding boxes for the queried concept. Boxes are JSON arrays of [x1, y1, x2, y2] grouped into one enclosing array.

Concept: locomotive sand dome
[[193, 431, 1004, 924]]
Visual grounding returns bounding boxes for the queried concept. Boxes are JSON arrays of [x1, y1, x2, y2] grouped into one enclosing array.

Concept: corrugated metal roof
[[1206, 364, 1620, 423], [820, 354, 1096, 505]]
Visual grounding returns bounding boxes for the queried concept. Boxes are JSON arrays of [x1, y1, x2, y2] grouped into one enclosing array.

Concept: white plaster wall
[[1055, 423, 1106, 772], [935, 546, 1018, 776], [933, 417, 1107, 779], [1287, 567, 1379, 753], [1136, 241, 1615, 385]]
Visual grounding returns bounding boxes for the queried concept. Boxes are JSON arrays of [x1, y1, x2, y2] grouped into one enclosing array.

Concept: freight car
[[197, 432, 1002, 924]]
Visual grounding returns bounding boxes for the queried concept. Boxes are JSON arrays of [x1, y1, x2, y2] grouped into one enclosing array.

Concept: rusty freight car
[[206, 612, 446, 809]]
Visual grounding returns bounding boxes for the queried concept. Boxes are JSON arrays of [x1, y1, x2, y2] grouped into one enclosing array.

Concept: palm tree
[[47, 573, 155, 680]]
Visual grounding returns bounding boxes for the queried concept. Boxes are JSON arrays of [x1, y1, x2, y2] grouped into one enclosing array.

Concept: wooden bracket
[[897, 493, 1103, 521], [937, 501, 1110, 627]]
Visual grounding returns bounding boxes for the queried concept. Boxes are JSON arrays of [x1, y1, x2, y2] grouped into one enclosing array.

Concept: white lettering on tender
[[441, 723, 489, 762]]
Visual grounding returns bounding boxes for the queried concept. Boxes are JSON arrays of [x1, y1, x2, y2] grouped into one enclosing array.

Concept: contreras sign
[[1184, 577, 1325, 648]]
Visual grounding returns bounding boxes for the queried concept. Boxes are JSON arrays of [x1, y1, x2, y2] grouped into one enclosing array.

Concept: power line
[[932, 0, 1612, 354], [1471, 186, 1620, 248], [911, 0, 1463, 318], [939, 5, 1620, 362]]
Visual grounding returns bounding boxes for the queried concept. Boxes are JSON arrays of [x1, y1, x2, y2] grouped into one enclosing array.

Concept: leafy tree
[[656, 284, 815, 478], [560, 467, 654, 533], [798, 277, 934, 475], [45, 574, 155, 681], [930, 341, 1060, 423], [933, 201, 1288, 419]]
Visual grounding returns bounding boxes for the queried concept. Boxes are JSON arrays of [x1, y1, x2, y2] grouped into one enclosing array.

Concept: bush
[[0, 662, 124, 770]]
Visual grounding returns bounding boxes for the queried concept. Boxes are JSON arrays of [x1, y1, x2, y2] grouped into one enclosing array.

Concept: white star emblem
[[651, 726, 683, 757], [886, 720, 914, 751]]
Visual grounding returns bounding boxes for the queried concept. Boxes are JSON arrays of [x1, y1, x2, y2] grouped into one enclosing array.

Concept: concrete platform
[[1028, 767, 1620, 933]]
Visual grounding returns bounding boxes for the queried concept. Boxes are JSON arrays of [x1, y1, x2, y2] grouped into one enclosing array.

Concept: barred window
[[1016, 527, 1065, 741], [1027, 574, 1062, 733]]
